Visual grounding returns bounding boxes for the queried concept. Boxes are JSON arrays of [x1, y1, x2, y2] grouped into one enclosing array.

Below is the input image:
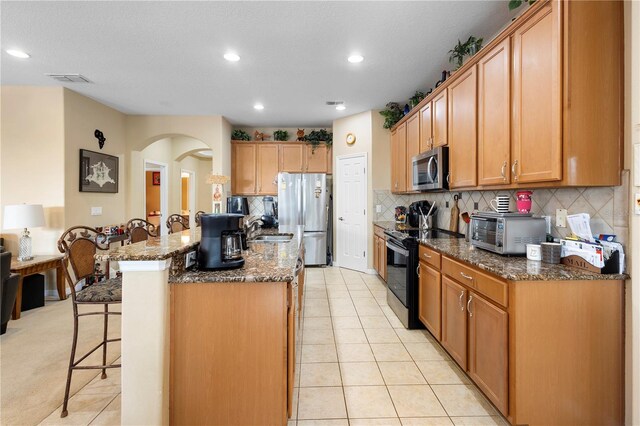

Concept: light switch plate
[[635, 193, 640, 215], [556, 209, 568, 228], [375, 205, 382, 213], [91, 207, 102, 216]]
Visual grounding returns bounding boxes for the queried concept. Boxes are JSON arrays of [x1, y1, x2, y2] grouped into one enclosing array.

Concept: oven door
[[385, 239, 409, 307]]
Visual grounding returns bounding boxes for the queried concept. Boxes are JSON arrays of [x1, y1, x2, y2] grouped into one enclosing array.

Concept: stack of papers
[[567, 213, 595, 242]]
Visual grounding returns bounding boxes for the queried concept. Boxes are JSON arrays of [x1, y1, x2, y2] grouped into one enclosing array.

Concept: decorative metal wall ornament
[[94, 129, 106, 149]]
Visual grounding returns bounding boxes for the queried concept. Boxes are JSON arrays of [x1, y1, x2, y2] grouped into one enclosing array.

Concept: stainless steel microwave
[[411, 146, 449, 191]]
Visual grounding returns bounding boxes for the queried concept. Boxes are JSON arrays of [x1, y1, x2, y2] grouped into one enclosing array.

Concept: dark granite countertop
[[373, 221, 628, 282], [96, 228, 201, 261], [169, 226, 304, 283]]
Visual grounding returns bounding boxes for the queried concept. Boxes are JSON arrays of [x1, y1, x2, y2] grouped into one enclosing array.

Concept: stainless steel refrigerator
[[278, 173, 330, 265]]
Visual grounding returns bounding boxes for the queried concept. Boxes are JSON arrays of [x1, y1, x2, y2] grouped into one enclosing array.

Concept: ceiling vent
[[325, 101, 344, 106], [45, 73, 92, 83]]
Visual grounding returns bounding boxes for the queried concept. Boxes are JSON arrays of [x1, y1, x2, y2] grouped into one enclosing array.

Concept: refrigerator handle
[[299, 176, 305, 226]]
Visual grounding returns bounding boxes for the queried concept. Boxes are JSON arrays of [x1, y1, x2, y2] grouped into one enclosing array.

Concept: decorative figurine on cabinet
[[296, 128, 306, 141]]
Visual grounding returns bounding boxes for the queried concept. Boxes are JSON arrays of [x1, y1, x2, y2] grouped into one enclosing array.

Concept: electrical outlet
[[556, 209, 568, 227], [375, 204, 382, 213], [446, 201, 449, 208], [91, 207, 102, 216], [473, 202, 479, 210]]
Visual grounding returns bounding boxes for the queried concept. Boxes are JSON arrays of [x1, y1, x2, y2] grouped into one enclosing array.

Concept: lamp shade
[[3, 204, 45, 230]]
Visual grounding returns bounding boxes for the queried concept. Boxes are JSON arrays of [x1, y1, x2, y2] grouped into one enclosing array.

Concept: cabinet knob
[[458, 290, 465, 311], [460, 272, 473, 281], [467, 294, 474, 317], [512, 160, 519, 182], [416, 266, 421, 277], [501, 161, 507, 181], [423, 253, 432, 259]]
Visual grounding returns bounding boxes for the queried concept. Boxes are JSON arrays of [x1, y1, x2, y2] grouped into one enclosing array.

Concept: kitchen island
[[97, 226, 305, 426], [374, 220, 627, 425]]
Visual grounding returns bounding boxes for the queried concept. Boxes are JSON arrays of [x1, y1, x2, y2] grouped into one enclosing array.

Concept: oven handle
[[386, 241, 409, 257]]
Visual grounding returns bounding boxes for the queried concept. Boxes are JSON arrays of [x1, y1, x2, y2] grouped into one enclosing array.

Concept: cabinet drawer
[[419, 245, 441, 270], [442, 257, 507, 307], [374, 225, 386, 239]]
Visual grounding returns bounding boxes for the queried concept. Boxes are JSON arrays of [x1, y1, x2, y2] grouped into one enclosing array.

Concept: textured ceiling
[[1, 1, 518, 127]]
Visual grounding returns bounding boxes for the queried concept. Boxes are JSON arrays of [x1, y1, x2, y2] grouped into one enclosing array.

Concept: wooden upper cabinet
[[419, 102, 433, 152], [305, 145, 328, 173], [448, 65, 478, 189], [419, 262, 442, 341], [406, 114, 420, 190], [391, 122, 407, 193], [232, 143, 257, 194], [512, 1, 561, 183], [432, 90, 448, 148], [326, 146, 333, 174], [441, 276, 467, 370], [256, 144, 279, 195], [280, 144, 305, 173], [478, 39, 511, 186], [468, 291, 508, 416]]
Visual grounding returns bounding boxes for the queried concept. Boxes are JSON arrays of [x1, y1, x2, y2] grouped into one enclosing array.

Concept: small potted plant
[[379, 102, 404, 129], [305, 129, 333, 153], [273, 130, 289, 141], [509, 0, 535, 10], [231, 129, 251, 141], [409, 91, 426, 109]]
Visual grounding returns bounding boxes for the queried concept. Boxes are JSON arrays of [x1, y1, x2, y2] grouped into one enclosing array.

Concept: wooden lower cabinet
[[373, 236, 379, 273], [170, 282, 293, 425], [418, 261, 441, 340], [372, 234, 387, 282], [468, 291, 508, 415], [441, 276, 467, 369]]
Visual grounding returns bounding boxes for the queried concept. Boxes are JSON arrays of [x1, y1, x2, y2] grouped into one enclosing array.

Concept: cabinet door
[[327, 147, 333, 174], [406, 114, 420, 191], [478, 39, 511, 186], [232, 143, 257, 195], [512, 1, 561, 183], [257, 144, 279, 195], [432, 90, 448, 148], [441, 276, 467, 369], [419, 102, 433, 152], [418, 262, 442, 341], [287, 284, 296, 418], [305, 145, 328, 173], [373, 236, 379, 274], [280, 144, 305, 172], [468, 291, 508, 415], [379, 238, 387, 282], [392, 122, 407, 193], [448, 66, 478, 188]]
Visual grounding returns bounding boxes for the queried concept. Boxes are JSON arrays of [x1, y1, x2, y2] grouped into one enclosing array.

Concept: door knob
[[338, 217, 344, 221]]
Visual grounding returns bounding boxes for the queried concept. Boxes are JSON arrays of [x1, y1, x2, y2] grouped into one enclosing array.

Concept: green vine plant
[[409, 91, 426, 109], [509, 0, 535, 10], [273, 130, 289, 141], [305, 129, 333, 153], [449, 36, 484, 70], [231, 129, 251, 141], [379, 102, 404, 129]]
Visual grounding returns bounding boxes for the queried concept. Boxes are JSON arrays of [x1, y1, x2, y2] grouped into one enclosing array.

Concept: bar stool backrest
[[195, 211, 206, 227], [166, 214, 189, 234], [126, 218, 158, 244], [57, 226, 109, 300]]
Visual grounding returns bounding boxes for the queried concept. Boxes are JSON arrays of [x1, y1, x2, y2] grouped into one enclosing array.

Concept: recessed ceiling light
[[6, 49, 30, 59], [348, 54, 364, 63], [254, 104, 264, 110], [224, 52, 240, 62], [336, 105, 346, 111]]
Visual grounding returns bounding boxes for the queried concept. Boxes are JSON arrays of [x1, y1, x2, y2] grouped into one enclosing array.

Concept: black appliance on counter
[[407, 200, 436, 228], [198, 214, 247, 270], [226, 196, 249, 215], [260, 196, 278, 228], [385, 227, 463, 329]]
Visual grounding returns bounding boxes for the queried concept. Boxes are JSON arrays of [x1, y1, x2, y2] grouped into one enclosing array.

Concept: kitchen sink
[[249, 234, 293, 243]]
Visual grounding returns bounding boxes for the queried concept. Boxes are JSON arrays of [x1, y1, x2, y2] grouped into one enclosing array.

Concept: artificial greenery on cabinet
[[231, 129, 251, 141], [305, 129, 333, 152], [273, 130, 289, 141]]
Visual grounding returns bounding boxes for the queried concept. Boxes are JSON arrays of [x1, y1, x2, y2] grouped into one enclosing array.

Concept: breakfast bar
[[97, 227, 305, 426]]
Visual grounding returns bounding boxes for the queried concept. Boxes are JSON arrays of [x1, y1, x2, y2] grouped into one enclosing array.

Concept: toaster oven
[[470, 212, 546, 255]]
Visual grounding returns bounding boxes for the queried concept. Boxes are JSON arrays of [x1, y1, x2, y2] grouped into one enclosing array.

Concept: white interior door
[[144, 160, 168, 235], [336, 153, 367, 272]]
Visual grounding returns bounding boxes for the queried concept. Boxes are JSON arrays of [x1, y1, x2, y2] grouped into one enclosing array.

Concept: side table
[[10, 254, 67, 319]]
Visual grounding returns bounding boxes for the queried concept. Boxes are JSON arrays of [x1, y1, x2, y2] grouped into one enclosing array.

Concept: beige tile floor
[[40, 266, 508, 426]]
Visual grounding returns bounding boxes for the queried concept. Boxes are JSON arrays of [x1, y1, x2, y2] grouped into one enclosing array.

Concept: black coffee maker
[[198, 214, 247, 270]]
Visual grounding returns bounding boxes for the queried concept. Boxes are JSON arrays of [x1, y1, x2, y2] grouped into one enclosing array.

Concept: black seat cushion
[[76, 278, 122, 303]]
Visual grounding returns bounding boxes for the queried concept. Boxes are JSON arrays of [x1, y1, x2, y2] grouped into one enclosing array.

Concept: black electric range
[[383, 227, 463, 329]]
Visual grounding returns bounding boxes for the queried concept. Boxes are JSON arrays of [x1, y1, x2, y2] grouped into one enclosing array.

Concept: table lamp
[[3, 204, 45, 261]]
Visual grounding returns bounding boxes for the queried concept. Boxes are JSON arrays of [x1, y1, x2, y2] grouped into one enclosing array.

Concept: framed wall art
[[152, 171, 161, 185], [79, 149, 119, 193]]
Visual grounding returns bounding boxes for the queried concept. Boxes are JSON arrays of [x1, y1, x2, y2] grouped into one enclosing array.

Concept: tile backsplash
[[373, 170, 630, 244], [246, 196, 277, 217]]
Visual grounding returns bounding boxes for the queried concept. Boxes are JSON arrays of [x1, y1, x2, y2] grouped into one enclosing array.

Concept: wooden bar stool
[[125, 218, 158, 243], [166, 214, 189, 234], [57, 226, 121, 418]]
